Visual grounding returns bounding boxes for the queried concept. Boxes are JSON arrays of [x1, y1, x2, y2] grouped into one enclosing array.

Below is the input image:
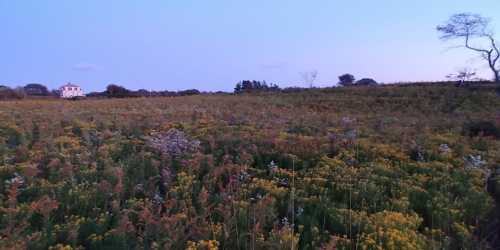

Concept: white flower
[[281, 217, 289, 226], [439, 144, 452, 154], [149, 129, 200, 157], [297, 207, 304, 217], [268, 161, 278, 173], [5, 172, 25, 187], [464, 154, 486, 169]]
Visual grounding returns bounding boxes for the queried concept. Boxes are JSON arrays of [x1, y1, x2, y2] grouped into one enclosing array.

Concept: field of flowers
[[1, 84, 500, 249]]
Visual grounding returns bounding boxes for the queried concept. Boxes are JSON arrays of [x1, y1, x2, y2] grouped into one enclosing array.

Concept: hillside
[[1, 84, 500, 249]]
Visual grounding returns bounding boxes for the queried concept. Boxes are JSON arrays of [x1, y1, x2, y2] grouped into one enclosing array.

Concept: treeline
[[0, 83, 213, 100], [0, 83, 57, 100], [233, 75, 379, 94], [3, 75, 496, 101], [337, 73, 378, 86], [234, 80, 280, 93], [0, 86, 25, 100], [233, 80, 323, 94], [87, 84, 208, 98]]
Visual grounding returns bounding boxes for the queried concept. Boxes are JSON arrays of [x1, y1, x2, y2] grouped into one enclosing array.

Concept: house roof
[[60, 83, 81, 88]]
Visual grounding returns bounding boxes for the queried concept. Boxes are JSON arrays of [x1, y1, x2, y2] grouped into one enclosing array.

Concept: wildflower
[[281, 217, 289, 226], [345, 157, 357, 166], [439, 144, 452, 154], [238, 170, 250, 182], [31, 196, 59, 219], [134, 184, 145, 195], [268, 161, 278, 174], [250, 192, 263, 203], [341, 116, 356, 126], [148, 128, 200, 157], [344, 129, 357, 140], [274, 177, 289, 187], [464, 154, 486, 169], [297, 207, 304, 217], [4, 172, 25, 187], [328, 132, 339, 142], [152, 192, 164, 205], [411, 146, 426, 162], [160, 166, 174, 188]]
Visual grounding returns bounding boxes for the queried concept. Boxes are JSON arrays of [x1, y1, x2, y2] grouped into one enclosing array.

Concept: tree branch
[[438, 13, 500, 81], [488, 35, 500, 68], [488, 35, 500, 54], [465, 34, 491, 54]]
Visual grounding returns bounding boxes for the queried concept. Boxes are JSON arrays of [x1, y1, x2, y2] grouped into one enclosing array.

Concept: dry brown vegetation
[[0, 84, 500, 249]]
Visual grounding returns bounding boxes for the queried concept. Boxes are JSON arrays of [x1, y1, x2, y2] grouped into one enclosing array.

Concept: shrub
[[234, 80, 280, 93], [23, 83, 50, 96], [0, 86, 25, 100], [105, 84, 133, 98], [338, 74, 355, 86], [355, 78, 378, 86], [463, 121, 500, 138], [177, 89, 201, 96]]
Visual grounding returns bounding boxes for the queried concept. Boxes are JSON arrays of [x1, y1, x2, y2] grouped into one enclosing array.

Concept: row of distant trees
[[1, 76, 380, 100], [0, 86, 26, 100], [87, 84, 203, 98], [0, 83, 205, 100], [55, 77, 379, 98], [233, 75, 378, 93], [337, 74, 378, 86], [0, 83, 57, 100], [234, 80, 280, 93]]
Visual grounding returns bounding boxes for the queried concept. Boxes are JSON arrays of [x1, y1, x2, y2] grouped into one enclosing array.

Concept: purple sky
[[1, 0, 500, 92]]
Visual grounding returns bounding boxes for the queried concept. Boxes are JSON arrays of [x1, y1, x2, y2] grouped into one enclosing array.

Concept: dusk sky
[[2, 0, 500, 92]]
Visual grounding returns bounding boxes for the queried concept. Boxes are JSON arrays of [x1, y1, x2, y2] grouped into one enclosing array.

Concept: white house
[[59, 83, 85, 98]]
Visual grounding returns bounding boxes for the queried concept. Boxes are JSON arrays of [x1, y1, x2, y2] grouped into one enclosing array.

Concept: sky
[[1, 0, 500, 92]]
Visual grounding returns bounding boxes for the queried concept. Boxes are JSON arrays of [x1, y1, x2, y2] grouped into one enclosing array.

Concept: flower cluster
[[148, 128, 200, 157]]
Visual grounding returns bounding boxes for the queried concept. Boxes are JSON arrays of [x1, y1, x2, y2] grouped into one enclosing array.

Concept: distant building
[[59, 83, 84, 98]]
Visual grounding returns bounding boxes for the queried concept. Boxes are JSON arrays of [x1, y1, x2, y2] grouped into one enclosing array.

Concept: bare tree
[[437, 13, 500, 82], [301, 70, 318, 88], [446, 67, 478, 83]]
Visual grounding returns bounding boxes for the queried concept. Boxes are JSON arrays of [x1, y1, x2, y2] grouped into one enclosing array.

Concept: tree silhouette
[[338, 74, 355, 86], [437, 13, 500, 82]]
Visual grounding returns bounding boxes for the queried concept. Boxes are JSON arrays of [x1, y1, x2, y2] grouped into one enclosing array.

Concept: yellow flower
[[48, 244, 73, 250], [185, 240, 219, 250]]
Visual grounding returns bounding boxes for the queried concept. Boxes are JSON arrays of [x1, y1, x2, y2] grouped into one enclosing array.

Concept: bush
[[0, 87, 25, 100], [234, 80, 280, 93], [463, 121, 500, 138], [24, 83, 50, 96], [177, 89, 201, 96], [105, 84, 133, 98], [355, 78, 378, 86], [338, 74, 355, 86]]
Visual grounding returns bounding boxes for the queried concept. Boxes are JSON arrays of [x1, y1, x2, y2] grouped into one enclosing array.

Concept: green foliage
[[0, 84, 499, 249]]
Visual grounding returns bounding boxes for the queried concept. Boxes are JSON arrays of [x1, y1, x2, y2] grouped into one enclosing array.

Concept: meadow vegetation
[[0, 83, 500, 249]]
